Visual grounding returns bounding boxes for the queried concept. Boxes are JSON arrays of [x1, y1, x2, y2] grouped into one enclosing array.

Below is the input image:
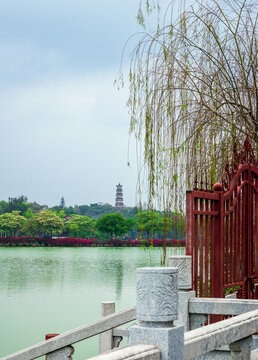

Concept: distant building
[[115, 183, 124, 208]]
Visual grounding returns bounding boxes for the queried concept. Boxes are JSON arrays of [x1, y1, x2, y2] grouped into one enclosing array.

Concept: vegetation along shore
[[0, 237, 185, 247], [0, 196, 186, 242]]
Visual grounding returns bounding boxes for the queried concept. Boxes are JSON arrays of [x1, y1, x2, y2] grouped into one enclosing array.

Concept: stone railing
[[2, 255, 258, 360], [0, 306, 136, 360], [185, 309, 258, 359], [88, 263, 258, 360], [88, 344, 161, 360], [87, 309, 258, 360], [169, 255, 258, 359], [189, 297, 258, 330]]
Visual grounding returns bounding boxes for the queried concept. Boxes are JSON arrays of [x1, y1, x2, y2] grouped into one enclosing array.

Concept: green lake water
[[0, 246, 185, 359]]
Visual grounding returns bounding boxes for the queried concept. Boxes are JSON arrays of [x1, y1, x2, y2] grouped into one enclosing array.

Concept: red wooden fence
[[186, 137, 258, 300]]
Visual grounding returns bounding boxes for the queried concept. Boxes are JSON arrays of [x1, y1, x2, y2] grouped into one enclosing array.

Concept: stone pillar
[[168, 256, 192, 289], [169, 255, 195, 331], [130, 267, 184, 360], [229, 336, 252, 359], [99, 301, 115, 354]]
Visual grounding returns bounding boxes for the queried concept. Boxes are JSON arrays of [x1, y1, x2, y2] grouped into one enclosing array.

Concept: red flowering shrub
[[0, 236, 185, 247]]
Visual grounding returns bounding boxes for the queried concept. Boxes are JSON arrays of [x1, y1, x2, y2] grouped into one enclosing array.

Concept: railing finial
[[213, 183, 223, 192], [221, 136, 257, 190]]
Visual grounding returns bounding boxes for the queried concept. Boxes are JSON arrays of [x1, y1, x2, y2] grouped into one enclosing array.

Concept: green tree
[[0, 201, 8, 214], [7, 196, 28, 214], [96, 213, 128, 239], [125, 218, 136, 232], [65, 215, 96, 238], [0, 211, 26, 236], [23, 208, 35, 219], [136, 211, 164, 238], [136, 210, 185, 239], [121, 0, 257, 210], [65, 206, 76, 216], [55, 210, 66, 219], [22, 210, 64, 237]]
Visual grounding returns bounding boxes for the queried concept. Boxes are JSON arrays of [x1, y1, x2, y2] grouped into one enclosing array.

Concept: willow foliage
[[124, 0, 257, 212]]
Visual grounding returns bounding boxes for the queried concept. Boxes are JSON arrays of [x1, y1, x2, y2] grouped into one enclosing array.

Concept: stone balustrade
[[0, 306, 136, 360], [185, 309, 258, 359]]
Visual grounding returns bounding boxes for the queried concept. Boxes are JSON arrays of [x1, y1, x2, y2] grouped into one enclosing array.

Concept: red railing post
[[209, 183, 224, 323], [186, 190, 194, 291], [255, 167, 258, 293], [45, 334, 59, 340], [213, 183, 224, 299], [45, 334, 59, 359], [247, 166, 252, 298], [186, 191, 193, 256]]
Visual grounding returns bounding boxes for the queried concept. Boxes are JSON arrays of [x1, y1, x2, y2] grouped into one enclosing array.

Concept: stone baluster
[[129, 267, 184, 360], [45, 334, 74, 360], [229, 336, 252, 360], [189, 313, 208, 330], [46, 346, 74, 360], [169, 255, 196, 331]]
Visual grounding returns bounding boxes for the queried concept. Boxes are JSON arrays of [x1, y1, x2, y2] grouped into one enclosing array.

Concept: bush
[[0, 236, 185, 247]]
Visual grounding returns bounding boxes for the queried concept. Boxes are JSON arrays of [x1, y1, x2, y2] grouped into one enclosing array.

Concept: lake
[[0, 246, 185, 359]]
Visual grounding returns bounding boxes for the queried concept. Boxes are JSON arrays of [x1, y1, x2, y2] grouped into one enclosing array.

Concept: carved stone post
[[229, 336, 252, 359], [99, 301, 116, 354], [46, 346, 74, 360], [169, 255, 195, 331], [129, 267, 184, 360]]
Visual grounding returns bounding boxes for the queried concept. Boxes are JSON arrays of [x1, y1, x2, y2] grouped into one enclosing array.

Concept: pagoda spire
[[115, 183, 124, 207]]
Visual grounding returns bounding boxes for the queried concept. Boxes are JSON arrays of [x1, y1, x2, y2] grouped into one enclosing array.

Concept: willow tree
[[123, 0, 257, 213]]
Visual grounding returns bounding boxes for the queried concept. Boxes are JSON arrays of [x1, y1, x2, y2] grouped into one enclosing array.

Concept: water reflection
[[114, 259, 123, 299], [0, 247, 168, 295]]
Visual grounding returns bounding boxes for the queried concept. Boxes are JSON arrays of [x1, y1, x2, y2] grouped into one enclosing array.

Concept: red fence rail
[[186, 137, 258, 300]]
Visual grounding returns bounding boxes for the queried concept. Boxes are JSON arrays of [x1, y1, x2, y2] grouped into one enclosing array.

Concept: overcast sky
[[0, 0, 150, 207]]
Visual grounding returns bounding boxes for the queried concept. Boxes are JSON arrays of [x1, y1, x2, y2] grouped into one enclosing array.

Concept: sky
[[0, 0, 150, 207]]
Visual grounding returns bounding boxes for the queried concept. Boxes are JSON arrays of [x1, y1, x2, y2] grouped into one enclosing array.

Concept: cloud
[[0, 0, 147, 207], [0, 0, 142, 80], [0, 71, 138, 206], [0, 39, 66, 87]]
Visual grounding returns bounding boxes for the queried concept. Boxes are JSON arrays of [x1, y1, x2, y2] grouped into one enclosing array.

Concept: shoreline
[[0, 237, 185, 248]]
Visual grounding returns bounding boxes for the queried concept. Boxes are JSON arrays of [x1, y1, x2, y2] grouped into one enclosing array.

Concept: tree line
[[0, 196, 137, 219], [0, 196, 185, 239]]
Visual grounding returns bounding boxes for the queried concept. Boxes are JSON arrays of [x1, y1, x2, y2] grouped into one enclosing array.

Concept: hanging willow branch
[[123, 0, 257, 212]]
